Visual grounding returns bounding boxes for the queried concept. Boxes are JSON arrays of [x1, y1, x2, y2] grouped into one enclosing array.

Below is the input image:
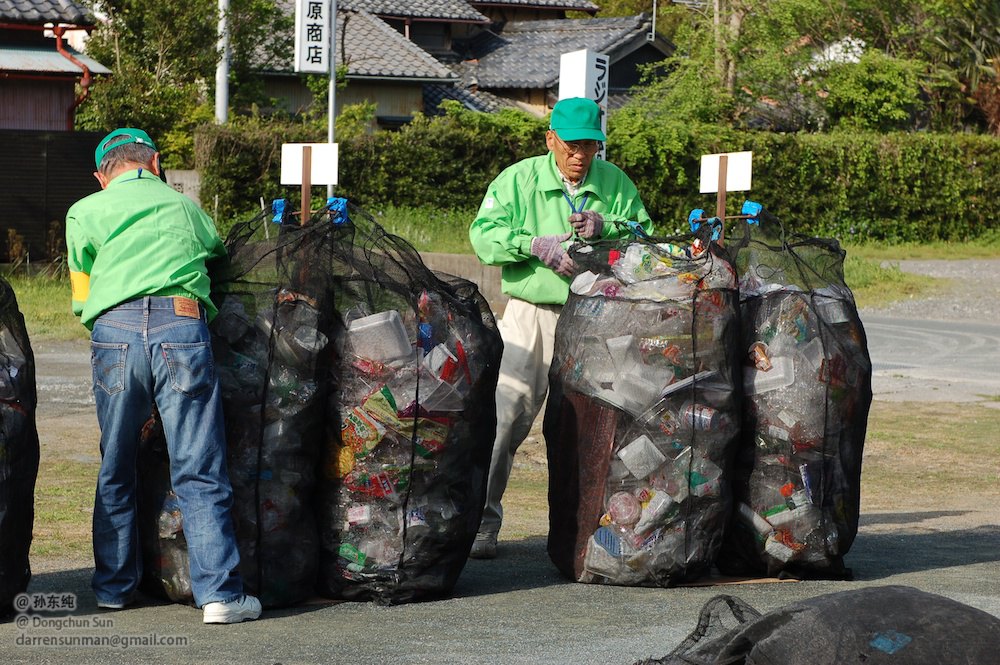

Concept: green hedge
[[196, 106, 999, 243]]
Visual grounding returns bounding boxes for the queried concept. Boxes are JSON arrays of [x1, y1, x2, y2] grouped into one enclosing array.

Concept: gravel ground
[[865, 258, 1000, 323]]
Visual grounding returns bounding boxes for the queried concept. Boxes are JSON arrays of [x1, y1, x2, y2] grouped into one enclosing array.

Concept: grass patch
[[4, 210, 977, 342], [502, 465, 549, 540], [4, 272, 85, 342], [31, 458, 98, 559], [844, 229, 1000, 261], [861, 401, 1000, 510], [28, 401, 1000, 561], [842, 255, 943, 309], [369, 205, 477, 254]]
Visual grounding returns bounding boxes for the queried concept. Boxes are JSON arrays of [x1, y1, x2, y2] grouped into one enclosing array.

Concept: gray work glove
[[530, 232, 575, 277], [569, 210, 604, 239]]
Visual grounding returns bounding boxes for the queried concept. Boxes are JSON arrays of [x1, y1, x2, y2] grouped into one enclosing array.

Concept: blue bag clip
[[271, 199, 286, 224], [626, 220, 650, 238], [688, 209, 721, 240], [687, 208, 705, 233], [326, 197, 349, 225], [741, 200, 763, 224]]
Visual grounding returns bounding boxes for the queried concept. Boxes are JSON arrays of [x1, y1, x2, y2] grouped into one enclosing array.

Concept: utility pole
[[327, 0, 337, 197], [215, 0, 230, 123]]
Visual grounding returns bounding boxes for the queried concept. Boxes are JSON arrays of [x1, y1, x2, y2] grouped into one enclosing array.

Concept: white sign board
[[280, 143, 339, 185], [559, 49, 610, 108], [699, 151, 753, 193], [294, 0, 330, 74], [558, 49, 610, 158]]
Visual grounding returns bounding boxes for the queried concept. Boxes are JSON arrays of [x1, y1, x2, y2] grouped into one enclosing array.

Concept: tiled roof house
[[0, 3, 119, 265], [264, 0, 670, 126], [266, 2, 460, 126], [0, 0, 110, 130], [446, 14, 672, 114]]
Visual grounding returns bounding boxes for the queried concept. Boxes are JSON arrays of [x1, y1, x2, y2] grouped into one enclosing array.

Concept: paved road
[[862, 314, 1000, 404], [7, 302, 1000, 664]]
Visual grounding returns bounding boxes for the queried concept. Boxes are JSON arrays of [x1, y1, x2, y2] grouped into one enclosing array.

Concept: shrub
[[196, 105, 1000, 244]]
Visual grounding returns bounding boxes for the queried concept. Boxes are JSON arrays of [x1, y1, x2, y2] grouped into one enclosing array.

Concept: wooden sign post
[[280, 143, 338, 224], [300, 146, 312, 225], [699, 151, 753, 244]]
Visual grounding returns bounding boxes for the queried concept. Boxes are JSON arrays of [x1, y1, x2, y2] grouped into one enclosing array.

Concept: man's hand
[[569, 210, 603, 239], [530, 232, 575, 277]]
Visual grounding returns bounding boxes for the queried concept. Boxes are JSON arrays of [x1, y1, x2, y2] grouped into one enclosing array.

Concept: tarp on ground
[[635, 585, 1000, 664]]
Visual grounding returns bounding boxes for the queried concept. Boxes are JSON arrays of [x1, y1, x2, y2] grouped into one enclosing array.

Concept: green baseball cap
[[94, 128, 158, 169], [549, 97, 606, 142]]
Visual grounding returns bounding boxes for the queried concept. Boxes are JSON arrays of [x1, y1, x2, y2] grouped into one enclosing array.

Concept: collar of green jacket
[[539, 153, 607, 205]]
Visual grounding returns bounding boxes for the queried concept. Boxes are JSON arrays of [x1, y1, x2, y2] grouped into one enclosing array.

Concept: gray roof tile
[[341, 0, 489, 22], [424, 81, 516, 114], [0, 0, 94, 25], [470, 0, 599, 12], [266, 6, 457, 81], [468, 15, 658, 88], [0, 43, 110, 74]]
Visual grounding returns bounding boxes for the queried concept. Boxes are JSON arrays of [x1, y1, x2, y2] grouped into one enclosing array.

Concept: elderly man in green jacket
[[66, 128, 261, 623], [468, 97, 654, 558]]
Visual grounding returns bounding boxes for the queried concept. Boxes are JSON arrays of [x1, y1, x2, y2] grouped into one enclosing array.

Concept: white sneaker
[[202, 594, 262, 624]]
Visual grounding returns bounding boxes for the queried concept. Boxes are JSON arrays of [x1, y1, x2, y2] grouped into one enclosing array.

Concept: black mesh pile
[[716, 216, 872, 579], [0, 277, 39, 616], [544, 231, 742, 585], [317, 207, 502, 604], [137, 409, 193, 602], [632, 594, 761, 665], [140, 204, 340, 607], [138, 200, 501, 607], [636, 586, 1000, 664]]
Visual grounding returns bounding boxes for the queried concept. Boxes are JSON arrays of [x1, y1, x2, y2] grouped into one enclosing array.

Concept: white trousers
[[480, 297, 561, 534]]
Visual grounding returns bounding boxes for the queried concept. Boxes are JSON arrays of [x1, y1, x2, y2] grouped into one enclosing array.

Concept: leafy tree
[[817, 51, 926, 130], [926, 0, 1000, 132], [76, 0, 295, 165], [579, 0, 688, 38], [76, 0, 218, 164], [617, 0, 999, 132], [226, 0, 295, 113]]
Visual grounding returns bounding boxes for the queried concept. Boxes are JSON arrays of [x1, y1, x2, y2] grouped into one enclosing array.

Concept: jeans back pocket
[[161, 342, 216, 398], [92, 342, 128, 396]]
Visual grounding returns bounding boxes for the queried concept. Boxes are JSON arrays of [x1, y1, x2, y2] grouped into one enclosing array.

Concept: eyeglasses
[[555, 135, 602, 155]]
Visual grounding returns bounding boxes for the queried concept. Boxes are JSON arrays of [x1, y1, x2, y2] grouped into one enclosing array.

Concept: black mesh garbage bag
[[716, 212, 872, 579], [137, 200, 501, 607], [634, 586, 1000, 665], [544, 229, 742, 585], [137, 410, 193, 604], [0, 277, 39, 616], [316, 205, 502, 604], [138, 204, 342, 608]]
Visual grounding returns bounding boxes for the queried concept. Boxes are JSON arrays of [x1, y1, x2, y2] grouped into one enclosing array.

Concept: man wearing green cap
[[65, 128, 261, 623], [468, 97, 653, 558]]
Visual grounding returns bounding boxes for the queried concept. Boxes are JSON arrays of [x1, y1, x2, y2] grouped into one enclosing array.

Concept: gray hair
[[98, 137, 156, 176]]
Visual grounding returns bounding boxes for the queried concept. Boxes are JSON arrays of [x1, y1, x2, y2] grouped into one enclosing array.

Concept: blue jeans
[[90, 296, 243, 608]]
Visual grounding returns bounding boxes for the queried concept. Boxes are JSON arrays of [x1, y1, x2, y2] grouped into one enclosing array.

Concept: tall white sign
[[294, 0, 330, 73], [558, 49, 610, 156]]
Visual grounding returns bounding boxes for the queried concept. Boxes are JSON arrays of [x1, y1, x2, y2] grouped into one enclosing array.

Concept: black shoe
[[469, 532, 497, 559]]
